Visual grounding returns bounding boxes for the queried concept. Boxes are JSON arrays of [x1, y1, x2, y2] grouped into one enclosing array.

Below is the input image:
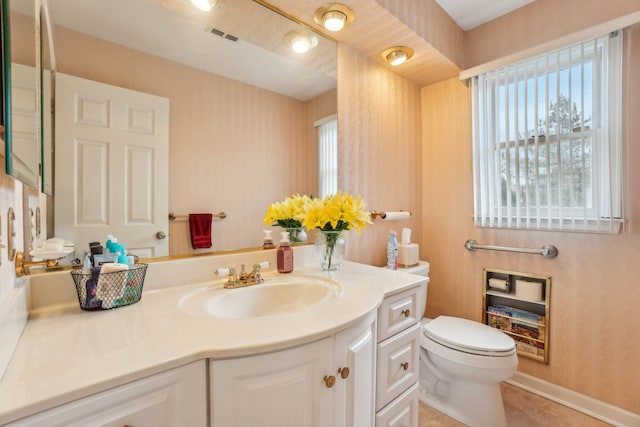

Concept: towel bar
[[169, 212, 227, 221], [464, 239, 558, 259]]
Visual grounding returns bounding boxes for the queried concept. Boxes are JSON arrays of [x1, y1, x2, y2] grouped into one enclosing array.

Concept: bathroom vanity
[[0, 248, 425, 426]]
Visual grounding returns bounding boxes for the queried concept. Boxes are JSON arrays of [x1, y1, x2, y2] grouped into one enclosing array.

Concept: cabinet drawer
[[375, 382, 419, 427], [376, 322, 420, 411], [377, 287, 420, 342]]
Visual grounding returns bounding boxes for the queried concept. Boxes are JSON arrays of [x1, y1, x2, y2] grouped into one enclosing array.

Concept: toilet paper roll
[[382, 211, 411, 220], [515, 279, 544, 302], [488, 277, 509, 291]]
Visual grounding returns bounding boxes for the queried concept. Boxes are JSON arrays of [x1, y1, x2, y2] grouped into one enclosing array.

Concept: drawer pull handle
[[401, 309, 411, 317], [401, 362, 409, 371], [338, 367, 350, 379], [323, 375, 336, 388]]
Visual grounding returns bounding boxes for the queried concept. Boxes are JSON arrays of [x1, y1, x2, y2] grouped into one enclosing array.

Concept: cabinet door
[[333, 314, 376, 427], [7, 361, 207, 427], [211, 337, 333, 427]]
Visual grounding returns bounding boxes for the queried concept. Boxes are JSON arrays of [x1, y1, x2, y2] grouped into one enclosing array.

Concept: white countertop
[[0, 259, 425, 424]]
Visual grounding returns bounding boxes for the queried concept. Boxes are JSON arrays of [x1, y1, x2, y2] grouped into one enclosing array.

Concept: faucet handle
[[215, 267, 230, 276], [251, 263, 264, 283], [228, 267, 237, 283]]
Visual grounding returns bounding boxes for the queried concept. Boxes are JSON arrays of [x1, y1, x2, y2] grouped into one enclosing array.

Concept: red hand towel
[[189, 213, 213, 249]]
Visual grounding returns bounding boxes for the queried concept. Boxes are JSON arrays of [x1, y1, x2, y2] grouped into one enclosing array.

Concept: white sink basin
[[179, 275, 342, 318]]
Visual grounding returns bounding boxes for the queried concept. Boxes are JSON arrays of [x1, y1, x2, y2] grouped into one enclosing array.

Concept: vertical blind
[[471, 32, 623, 233], [317, 116, 338, 198]]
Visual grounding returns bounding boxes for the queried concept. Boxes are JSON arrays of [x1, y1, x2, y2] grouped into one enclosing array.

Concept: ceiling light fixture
[[190, 0, 217, 12], [381, 46, 414, 66], [285, 31, 319, 53], [313, 3, 355, 32]]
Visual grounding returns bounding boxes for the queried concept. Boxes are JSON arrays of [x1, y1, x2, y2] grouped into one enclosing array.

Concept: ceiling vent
[[207, 27, 238, 42]]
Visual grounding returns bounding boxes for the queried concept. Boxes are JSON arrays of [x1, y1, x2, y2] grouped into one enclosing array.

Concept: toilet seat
[[423, 316, 515, 357]]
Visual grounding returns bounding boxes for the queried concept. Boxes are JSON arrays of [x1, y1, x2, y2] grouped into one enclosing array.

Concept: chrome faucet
[[222, 263, 265, 288]]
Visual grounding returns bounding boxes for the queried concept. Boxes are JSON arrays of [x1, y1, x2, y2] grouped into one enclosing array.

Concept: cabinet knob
[[338, 367, 350, 379], [401, 362, 409, 371], [323, 375, 336, 388], [401, 309, 411, 317]]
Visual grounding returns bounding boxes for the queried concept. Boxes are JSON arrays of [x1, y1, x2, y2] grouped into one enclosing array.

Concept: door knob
[[156, 231, 167, 239]]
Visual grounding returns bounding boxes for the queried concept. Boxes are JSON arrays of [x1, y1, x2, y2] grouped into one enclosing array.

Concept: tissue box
[[398, 244, 419, 267]]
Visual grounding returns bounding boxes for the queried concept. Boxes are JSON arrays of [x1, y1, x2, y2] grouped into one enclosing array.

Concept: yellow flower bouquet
[[263, 194, 312, 243], [302, 191, 371, 270]]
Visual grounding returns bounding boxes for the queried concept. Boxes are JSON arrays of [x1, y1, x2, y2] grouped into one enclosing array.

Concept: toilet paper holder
[[371, 210, 411, 220]]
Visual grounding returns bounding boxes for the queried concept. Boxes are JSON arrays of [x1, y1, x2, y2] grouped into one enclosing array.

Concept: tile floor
[[419, 383, 614, 427]]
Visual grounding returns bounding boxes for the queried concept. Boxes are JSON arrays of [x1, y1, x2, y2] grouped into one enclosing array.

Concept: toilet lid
[[423, 316, 515, 356]]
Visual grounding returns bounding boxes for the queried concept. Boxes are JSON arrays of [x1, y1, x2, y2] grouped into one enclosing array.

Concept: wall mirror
[[46, 0, 337, 260], [5, 0, 41, 190]]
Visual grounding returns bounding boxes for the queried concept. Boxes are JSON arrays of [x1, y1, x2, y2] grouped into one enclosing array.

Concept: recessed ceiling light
[[190, 0, 217, 12], [380, 46, 414, 66], [285, 31, 319, 53], [313, 3, 355, 32]]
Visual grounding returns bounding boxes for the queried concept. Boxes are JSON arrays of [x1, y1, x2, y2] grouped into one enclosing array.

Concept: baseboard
[[0, 279, 29, 381], [507, 372, 640, 427]]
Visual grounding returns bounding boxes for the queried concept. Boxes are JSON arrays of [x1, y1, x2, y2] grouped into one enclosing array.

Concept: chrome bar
[[464, 239, 558, 259]]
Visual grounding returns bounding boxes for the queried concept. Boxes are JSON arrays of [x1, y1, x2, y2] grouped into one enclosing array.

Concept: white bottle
[[387, 230, 398, 270]]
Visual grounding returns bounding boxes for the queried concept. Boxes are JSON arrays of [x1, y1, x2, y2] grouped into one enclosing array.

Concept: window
[[316, 115, 338, 198], [471, 32, 623, 233]]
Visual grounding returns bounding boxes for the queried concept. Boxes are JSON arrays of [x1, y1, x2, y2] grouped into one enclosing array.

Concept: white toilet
[[396, 261, 518, 427]]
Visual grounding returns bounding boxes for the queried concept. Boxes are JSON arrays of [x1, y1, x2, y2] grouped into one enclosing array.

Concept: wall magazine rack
[[482, 268, 551, 363]]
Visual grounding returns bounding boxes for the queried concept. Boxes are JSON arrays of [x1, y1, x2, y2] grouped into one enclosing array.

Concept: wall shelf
[[482, 268, 551, 363]]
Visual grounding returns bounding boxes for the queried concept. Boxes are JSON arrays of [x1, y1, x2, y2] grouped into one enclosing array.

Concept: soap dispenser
[[263, 229, 275, 249], [277, 231, 293, 273]]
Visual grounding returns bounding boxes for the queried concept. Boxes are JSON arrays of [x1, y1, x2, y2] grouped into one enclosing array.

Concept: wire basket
[[70, 263, 148, 311]]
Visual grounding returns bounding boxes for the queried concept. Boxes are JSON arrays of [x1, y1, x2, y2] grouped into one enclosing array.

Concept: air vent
[[206, 27, 239, 42]]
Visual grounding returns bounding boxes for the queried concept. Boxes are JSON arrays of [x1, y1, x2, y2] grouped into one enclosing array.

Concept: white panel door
[[55, 73, 169, 258], [211, 337, 334, 427]]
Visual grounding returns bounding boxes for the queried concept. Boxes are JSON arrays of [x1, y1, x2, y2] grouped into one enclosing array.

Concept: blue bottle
[[387, 231, 398, 270]]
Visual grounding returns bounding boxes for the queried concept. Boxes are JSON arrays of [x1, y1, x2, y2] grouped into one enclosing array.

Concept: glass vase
[[315, 230, 345, 271], [284, 227, 307, 245]]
